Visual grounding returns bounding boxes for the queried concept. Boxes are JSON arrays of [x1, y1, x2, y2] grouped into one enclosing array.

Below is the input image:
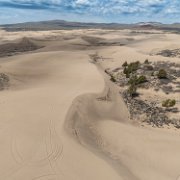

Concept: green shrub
[[157, 69, 167, 79], [123, 61, 140, 78], [125, 73, 130, 78], [128, 75, 138, 85], [144, 59, 149, 64], [162, 99, 176, 108], [123, 67, 128, 74], [110, 75, 116, 82], [128, 61, 140, 72], [123, 67, 129, 78], [137, 75, 147, 84], [170, 99, 176, 107], [128, 84, 137, 97], [122, 61, 128, 67], [128, 75, 147, 85]]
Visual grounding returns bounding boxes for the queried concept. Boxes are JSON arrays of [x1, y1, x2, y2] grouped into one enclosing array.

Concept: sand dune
[[0, 29, 180, 180], [65, 65, 180, 180], [0, 51, 123, 180]]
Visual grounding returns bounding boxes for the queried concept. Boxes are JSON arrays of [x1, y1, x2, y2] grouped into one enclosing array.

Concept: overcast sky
[[0, 0, 179, 24]]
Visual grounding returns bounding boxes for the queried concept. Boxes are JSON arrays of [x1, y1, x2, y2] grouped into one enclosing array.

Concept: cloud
[[75, 0, 90, 5], [0, 0, 180, 24]]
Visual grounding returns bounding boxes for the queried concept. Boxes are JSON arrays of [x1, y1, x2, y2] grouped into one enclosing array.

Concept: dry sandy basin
[[0, 29, 180, 180]]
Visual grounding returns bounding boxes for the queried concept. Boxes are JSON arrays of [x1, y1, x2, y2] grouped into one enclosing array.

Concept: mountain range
[[1, 20, 180, 32]]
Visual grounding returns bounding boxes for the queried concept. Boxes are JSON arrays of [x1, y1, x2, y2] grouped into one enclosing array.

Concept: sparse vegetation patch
[[157, 69, 167, 79], [162, 99, 176, 108], [105, 59, 180, 128]]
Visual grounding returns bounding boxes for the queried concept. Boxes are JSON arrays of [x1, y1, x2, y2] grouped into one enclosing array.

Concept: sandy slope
[[0, 51, 123, 180], [0, 29, 180, 180], [65, 65, 180, 180]]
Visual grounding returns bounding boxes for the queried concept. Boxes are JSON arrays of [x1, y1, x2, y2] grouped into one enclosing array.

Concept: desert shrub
[[128, 61, 140, 72], [123, 67, 130, 78], [122, 61, 128, 67], [137, 75, 147, 84], [170, 99, 176, 107], [144, 59, 149, 64], [157, 69, 167, 79], [123, 67, 127, 74], [110, 75, 116, 82], [128, 75, 138, 85], [123, 61, 140, 78], [128, 75, 147, 85], [126, 73, 130, 78], [128, 84, 137, 97], [162, 99, 176, 108]]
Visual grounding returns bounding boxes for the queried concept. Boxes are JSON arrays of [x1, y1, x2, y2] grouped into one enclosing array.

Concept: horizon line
[[1, 19, 180, 26]]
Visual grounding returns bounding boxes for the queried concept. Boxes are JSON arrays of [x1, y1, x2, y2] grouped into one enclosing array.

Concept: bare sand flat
[[0, 29, 180, 180]]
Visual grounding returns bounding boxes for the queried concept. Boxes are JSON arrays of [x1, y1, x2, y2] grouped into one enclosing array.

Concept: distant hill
[[135, 22, 163, 26], [0, 20, 131, 31], [1, 20, 180, 32]]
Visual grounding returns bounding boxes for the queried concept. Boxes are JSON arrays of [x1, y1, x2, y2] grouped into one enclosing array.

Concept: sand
[[0, 29, 180, 180]]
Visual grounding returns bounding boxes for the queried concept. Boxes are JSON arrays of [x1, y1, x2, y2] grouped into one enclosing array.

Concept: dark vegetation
[[110, 75, 116, 82], [128, 84, 138, 97], [144, 59, 149, 64], [162, 99, 176, 108], [122, 61, 128, 67], [121, 61, 148, 97], [105, 59, 180, 128], [127, 75, 147, 97], [128, 75, 147, 85], [123, 61, 140, 78], [157, 69, 167, 79]]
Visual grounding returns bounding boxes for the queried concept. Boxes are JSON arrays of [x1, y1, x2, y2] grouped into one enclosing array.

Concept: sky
[[0, 0, 180, 24]]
